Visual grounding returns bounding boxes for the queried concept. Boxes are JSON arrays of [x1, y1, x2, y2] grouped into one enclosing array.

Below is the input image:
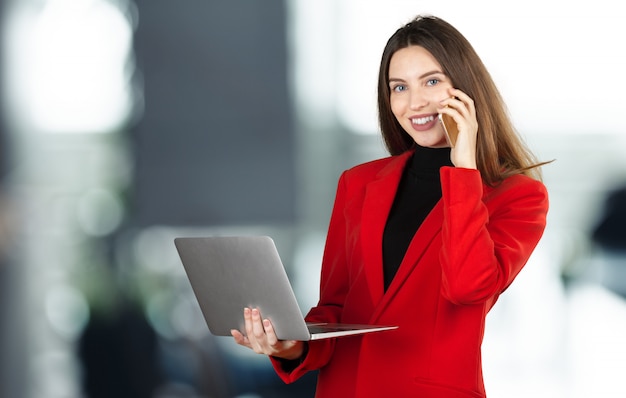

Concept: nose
[[409, 89, 428, 110]]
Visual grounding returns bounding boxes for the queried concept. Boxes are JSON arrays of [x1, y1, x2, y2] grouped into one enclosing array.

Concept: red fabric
[[270, 150, 549, 397]]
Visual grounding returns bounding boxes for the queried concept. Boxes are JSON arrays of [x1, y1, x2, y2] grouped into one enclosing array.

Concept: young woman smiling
[[231, 15, 550, 398]]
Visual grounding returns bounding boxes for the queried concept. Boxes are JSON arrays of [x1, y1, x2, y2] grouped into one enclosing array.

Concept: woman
[[232, 15, 549, 397]]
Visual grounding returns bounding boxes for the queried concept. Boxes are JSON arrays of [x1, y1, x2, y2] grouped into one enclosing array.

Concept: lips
[[409, 114, 438, 131], [411, 115, 435, 125]]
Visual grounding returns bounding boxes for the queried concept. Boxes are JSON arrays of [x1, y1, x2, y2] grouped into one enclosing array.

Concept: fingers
[[232, 308, 305, 360], [439, 88, 478, 169], [251, 308, 266, 343], [243, 306, 253, 334], [243, 307, 263, 352], [240, 307, 279, 354], [439, 88, 475, 121], [230, 329, 250, 348], [263, 318, 279, 346]]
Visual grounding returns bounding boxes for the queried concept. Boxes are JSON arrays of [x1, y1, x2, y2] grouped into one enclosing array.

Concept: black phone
[[438, 113, 459, 147]]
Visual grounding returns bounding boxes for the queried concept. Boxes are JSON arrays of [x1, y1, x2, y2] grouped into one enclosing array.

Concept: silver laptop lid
[[174, 236, 312, 340]]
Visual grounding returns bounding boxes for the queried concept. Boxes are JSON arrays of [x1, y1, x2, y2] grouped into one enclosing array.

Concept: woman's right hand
[[231, 307, 305, 361], [438, 87, 478, 169]]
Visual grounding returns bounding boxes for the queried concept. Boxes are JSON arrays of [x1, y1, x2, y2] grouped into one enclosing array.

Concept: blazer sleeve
[[270, 171, 350, 382], [439, 166, 549, 305]]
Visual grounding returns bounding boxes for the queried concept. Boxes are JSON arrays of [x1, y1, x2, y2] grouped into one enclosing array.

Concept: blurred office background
[[1, 0, 626, 397]]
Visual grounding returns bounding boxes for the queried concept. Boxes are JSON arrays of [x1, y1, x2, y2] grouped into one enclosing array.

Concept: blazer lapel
[[369, 187, 445, 323], [360, 151, 412, 307]]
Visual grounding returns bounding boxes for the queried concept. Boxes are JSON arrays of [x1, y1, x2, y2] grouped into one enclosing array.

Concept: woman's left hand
[[230, 307, 305, 360], [438, 88, 478, 169]]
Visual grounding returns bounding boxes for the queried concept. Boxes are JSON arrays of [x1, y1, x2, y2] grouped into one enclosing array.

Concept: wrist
[[451, 154, 477, 169], [275, 341, 307, 361]]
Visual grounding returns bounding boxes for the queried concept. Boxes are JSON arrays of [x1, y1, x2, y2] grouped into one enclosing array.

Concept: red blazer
[[271, 150, 549, 397]]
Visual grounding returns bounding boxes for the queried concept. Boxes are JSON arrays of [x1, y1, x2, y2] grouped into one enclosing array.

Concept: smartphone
[[439, 113, 459, 147]]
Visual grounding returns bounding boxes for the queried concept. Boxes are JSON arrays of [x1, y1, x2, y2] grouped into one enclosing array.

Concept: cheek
[[389, 96, 405, 118], [435, 85, 454, 102]]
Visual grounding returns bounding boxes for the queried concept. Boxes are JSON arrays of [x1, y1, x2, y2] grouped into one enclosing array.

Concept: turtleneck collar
[[407, 144, 454, 176]]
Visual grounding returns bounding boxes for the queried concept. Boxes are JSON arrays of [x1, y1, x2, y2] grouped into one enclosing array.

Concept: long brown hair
[[377, 15, 549, 185]]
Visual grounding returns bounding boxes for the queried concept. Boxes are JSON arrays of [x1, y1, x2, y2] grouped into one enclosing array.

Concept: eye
[[391, 84, 407, 93], [426, 78, 440, 86]]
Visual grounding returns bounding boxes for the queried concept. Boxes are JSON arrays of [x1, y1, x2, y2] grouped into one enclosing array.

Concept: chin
[[413, 138, 449, 149]]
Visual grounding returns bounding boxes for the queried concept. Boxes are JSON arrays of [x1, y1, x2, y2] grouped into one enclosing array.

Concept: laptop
[[174, 235, 398, 340]]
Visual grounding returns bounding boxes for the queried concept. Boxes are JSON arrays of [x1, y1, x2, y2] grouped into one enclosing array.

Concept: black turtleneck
[[382, 145, 453, 291]]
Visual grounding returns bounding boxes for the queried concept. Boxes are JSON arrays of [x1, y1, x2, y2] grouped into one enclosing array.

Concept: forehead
[[389, 45, 442, 76]]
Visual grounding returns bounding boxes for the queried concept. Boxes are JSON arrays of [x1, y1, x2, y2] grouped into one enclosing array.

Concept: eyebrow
[[388, 70, 445, 83]]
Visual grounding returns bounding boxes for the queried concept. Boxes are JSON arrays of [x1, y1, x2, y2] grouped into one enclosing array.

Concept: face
[[388, 45, 453, 148]]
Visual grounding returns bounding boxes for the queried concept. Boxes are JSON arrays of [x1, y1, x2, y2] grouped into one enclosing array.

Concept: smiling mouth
[[411, 115, 435, 125]]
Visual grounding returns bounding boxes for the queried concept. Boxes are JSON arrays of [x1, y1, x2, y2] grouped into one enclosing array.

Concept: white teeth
[[411, 115, 434, 125]]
